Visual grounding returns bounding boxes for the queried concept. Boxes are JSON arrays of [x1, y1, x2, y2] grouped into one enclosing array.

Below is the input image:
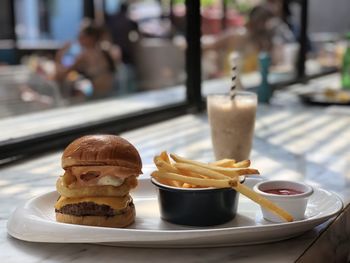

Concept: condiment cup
[[151, 178, 239, 226], [253, 180, 313, 223]]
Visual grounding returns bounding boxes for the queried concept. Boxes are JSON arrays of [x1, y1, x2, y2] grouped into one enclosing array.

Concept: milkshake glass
[[207, 92, 257, 161]]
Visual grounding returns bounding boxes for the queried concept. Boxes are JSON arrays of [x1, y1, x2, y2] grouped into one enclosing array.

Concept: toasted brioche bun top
[[62, 135, 142, 172]]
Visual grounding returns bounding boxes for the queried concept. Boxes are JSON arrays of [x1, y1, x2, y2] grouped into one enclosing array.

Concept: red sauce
[[263, 188, 303, 195]]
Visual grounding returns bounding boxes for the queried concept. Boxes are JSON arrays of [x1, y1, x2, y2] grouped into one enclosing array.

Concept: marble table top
[[2, 74, 350, 262]]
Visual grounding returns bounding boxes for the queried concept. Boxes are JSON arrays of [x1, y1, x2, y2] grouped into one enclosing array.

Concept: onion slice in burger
[[66, 166, 138, 187], [56, 176, 138, 198], [71, 166, 139, 179]]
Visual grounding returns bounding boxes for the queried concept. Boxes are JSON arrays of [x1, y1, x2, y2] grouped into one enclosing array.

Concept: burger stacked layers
[[55, 135, 142, 228]]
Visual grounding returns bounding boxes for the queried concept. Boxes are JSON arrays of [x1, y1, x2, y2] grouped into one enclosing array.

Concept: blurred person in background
[[247, 4, 296, 50], [267, 0, 300, 41], [108, 3, 139, 66], [107, 2, 140, 93], [55, 19, 121, 100], [246, 2, 297, 68]]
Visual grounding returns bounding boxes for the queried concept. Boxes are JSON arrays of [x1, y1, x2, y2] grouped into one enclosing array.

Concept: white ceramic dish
[[253, 180, 313, 223], [7, 178, 343, 248]]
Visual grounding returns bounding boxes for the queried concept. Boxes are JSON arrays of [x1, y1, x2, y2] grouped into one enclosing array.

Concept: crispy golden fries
[[210, 159, 236, 167], [174, 163, 230, 180], [209, 159, 251, 168], [232, 160, 251, 168], [151, 152, 294, 222], [171, 154, 259, 177], [154, 156, 177, 173], [154, 154, 182, 187], [152, 171, 236, 188], [209, 159, 251, 169], [159, 151, 171, 163]]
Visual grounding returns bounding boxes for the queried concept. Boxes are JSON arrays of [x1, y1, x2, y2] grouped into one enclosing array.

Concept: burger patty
[[55, 202, 134, 217]]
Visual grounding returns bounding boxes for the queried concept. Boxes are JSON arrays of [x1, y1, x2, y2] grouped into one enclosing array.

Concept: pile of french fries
[[151, 152, 293, 222]]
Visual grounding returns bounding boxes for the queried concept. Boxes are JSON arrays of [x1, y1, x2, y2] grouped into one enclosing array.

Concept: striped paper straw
[[230, 52, 239, 100]]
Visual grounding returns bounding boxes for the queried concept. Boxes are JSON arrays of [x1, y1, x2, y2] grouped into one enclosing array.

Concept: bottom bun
[[56, 204, 135, 228]]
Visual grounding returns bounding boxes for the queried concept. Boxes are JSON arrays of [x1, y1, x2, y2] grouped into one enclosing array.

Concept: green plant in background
[[172, 0, 259, 14], [232, 0, 261, 14], [341, 33, 350, 89], [201, 0, 216, 7], [234, 3, 252, 14], [172, 0, 184, 4]]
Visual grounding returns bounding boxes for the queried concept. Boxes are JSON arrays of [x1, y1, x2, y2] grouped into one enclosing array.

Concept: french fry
[[154, 157, 178, 173], [181, 171, 207, 179], [152, 175, 173, 186], [210, 167, 259, 177], [210, 159, 250, 168], [233, 160, 251, 168], [155, 158, 207, 179], [171, 154, 259, 177], [174, 163, 230, 180], [159, 151, 171, 164], [171, 153, 210, 166], [210, 159, 236, 167], [234, 183, 293, 222], [153, 174, 182, 188], [171, 180, 183, 187], [154, 156, 182, 187], [182, 183, 194, 188], [152, 171, 236, 188]]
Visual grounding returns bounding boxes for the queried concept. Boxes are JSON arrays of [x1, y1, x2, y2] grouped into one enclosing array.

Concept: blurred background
[[0, 0, 348, 119]]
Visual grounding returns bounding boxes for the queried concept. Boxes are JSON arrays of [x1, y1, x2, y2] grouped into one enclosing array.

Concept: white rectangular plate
[[7, 178, 343, 247]]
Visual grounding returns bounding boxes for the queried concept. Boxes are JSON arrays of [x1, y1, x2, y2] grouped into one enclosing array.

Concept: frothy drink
[[207, 92, 257, 161]]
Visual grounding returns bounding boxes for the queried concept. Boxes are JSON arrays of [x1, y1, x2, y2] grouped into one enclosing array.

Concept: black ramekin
[[151, 178, 239, 226]]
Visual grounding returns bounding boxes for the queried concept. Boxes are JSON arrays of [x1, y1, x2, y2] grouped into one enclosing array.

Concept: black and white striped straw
[[230, 52, 239, 100]]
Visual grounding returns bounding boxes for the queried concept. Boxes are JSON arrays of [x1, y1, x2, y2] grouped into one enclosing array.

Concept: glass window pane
[[15, 0, 83, 44], [0, 0, 187, 144]]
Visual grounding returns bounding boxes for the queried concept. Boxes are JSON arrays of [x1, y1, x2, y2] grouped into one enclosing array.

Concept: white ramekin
[[253, 180, 313, 223]]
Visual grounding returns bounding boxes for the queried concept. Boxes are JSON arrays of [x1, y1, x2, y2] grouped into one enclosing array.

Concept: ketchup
[[263, 188, 303, 195]]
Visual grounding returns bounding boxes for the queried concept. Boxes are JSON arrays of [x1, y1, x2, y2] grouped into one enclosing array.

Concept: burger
[[55, 135, 142, 228]]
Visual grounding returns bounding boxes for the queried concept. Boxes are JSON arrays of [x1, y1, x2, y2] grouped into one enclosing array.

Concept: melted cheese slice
[[55, 195, 132, 210]]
